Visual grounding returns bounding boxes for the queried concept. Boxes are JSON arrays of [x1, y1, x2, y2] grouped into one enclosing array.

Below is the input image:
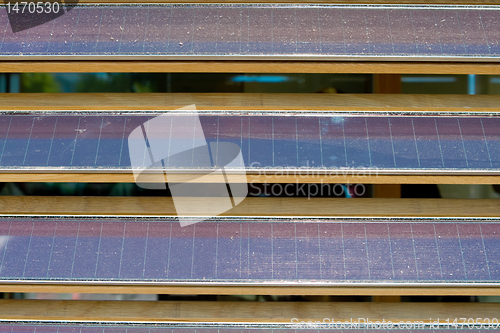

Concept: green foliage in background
[[21, 73, 62, 93], [75, 73, 156, 92]]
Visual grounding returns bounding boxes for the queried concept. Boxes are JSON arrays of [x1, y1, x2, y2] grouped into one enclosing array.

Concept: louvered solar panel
[[0, 112, 499, 174], [0, 4, 500, 61], [0, 216, 499, 285], [2, 325, 498, 331]]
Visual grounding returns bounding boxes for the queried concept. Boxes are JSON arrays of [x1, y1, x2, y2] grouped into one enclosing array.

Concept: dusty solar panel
[[0, 216, 499, 285], [0, 4, 500, 61], [3, 325, 500, 331], [0, 112, 500, 174]]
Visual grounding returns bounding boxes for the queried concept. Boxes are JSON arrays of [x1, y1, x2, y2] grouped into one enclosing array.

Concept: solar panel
[[0, 112, 500, 174], [0, 215, 499, 285], [0, 4, 500, 61], [2, 324, 498, 331]]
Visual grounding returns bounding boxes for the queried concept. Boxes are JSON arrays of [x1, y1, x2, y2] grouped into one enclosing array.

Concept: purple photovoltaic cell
[[319, 223, 345, 280], [482, 10, 500, 56], [192, 222, 218, 279], [387, 9, 419, 54], [435, 10, 467, 55], [1, 217, 499, 284], [95, 222, 125, 279], [248, 222, 273, 279], [246, 7, 272, 54], [459, 9, 491, 56], [434, 223, 466, 280], [366, 9, 394, 54], [435, 118, 469, 169], [95, 116, 126, 167], [23, 116, 56, 167], [458, 224, 491, 280], [70, 7, 102, 54], [366, 117, 396, 169], [343, 8, 370, 54], [411, 223, 442, 280], [344, 117, 371, 167], [46, 5, 80, 54], [192, 6, 218, 54], [458, 118, 492, 169], [365, 224, 393, 280], [273, 116, 297, 167], [71, 116, 104, 167], [296, 223, 321, 279], [216, 7, 243, 54], [389, 223, 418, 280], [168, 6, 195, 54], [412, 117, 444, 168], [0, 4, 499, 60], [47, 221, 79, 278], [95, 6, 127, 54], [0, 9, 10, 51], [389, 117, 420, 169], [318, 7, 344, 55], [143, 222, 170, 279], [272, 222, 297, 279], [0, 114, 500, 172], [343, 223, 370, 280], [273, 8, 297, 54], [0, 116, 34, 167], [248, 116, 273, 168], [297, 117, 322, 168], [412, 9, 443, 55], [142, 6, 171, 54], [295, 8, 320, 54], [118, 6, 148, 53]]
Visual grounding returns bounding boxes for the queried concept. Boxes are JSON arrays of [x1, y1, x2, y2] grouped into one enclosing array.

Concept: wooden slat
[[0, 284, 498, 296], [3, 93, 500, 110], [1, 61, 500, 74], [0, 299, 499, 324], [1, 173, 500, 184], [0, 196, 499, 218]]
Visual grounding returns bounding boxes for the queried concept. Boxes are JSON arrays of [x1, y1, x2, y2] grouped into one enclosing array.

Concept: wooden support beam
[[0, 284, 498, 296], [1, 61, 499, 74], [3, 93, 500, 110], [0, 196, 499, 218], [0, 299, 499, 324], [0, 173, 499, 184]]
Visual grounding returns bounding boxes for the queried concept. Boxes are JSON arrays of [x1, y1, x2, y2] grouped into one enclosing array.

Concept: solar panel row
[[0, 4, 500, 60], [0, 217, 498, 283], [3, 327, 496, 332], [0, 114, 499, 172]]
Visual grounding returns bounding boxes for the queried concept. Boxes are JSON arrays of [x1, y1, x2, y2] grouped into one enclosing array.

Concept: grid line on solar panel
[[1, 4, 500, 60], [0, 113, 500, 173], [0, 216, 499, 284]]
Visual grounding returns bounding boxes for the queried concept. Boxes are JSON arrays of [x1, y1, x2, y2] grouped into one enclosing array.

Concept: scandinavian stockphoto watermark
[[128, 107, 377, 226], [128, 105, 247, 227]]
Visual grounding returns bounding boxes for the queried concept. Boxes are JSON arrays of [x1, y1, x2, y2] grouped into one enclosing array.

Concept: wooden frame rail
[[1, 173, 500, 184], [3, 93, 500, 111], [1, 62, 500, 74], [1, 196, 500, 218], [0, 300, 499, 324], [1, 284, 499, 296]]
